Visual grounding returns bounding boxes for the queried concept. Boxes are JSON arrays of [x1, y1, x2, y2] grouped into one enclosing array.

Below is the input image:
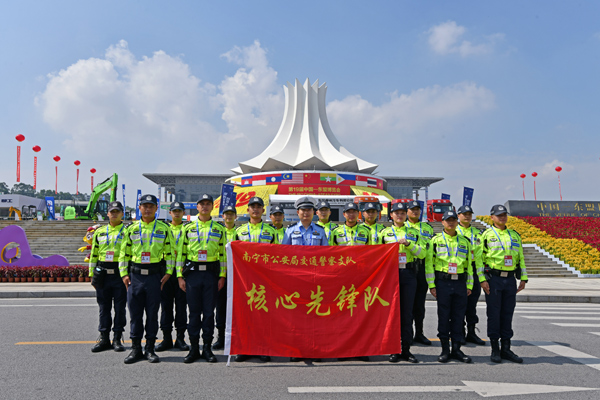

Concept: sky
[[1, 0, 599, 214]]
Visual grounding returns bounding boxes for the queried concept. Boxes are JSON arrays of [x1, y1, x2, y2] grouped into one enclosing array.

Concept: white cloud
[[427, 21, 504, 57]]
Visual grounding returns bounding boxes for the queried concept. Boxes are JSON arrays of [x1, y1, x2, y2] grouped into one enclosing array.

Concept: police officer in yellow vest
[[119, 194, 176, 364], [89, 201, 127, 353], [269, 205, 285, 244], [361, 202, 385, 244], [234, 196, 276, 363], [177, 194, 226, 363], [478, 204, 528, 363], [405, 200, 434, 346], [457, 205, 486, 346], [213, 204, 237, 350], [156, 201, 190, 353], [316, 200, 337, 245], [380, 202, 425, 363], [426, 210, 473, 363], [331, 202, 372, 246]]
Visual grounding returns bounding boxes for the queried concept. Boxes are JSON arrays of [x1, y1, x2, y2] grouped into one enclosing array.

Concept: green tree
[[0, 182, 9, 194], [11, 183, 35, 197]]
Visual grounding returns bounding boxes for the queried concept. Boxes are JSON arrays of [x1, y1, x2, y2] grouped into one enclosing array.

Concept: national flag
[[337, 173, 355, 185], [282, 173, 304, 184], [253, 178, 266, 186], [303, 173, 322, 184], [241, 175, 253, 187], [265, 174, 283, 184], [367, 178, 378, 188], [355, 175, 369, 187], [320, 173, 336, 183]]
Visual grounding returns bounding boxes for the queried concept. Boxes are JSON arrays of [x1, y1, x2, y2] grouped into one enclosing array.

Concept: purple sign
[[0, 225, 69, 267]]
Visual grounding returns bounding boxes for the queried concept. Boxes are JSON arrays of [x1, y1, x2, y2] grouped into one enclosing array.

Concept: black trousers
[[412, 261, 427, 328], [159, 273, 187, 331], [186, 265, 219, 342], [399, 268, 417, 347], [127, 272, 161, 340], [435, 279, 468, 341], [95, 272, 127, 333], [485, 274, 517, 339], [465, 268, 481, 326], [215, 277, 227, 332]]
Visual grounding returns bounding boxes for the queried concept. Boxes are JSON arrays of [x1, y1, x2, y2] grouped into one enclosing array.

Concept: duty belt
[[130, 263, 162, 275], [435, 271, 466, 281], [185, 260, 219, 272], [97, 261, 119, 275], [399, 261, 417, 270], [489, 269, 515, 278]]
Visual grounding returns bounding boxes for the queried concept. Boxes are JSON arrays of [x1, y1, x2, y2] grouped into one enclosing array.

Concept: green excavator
[[64, 173, 118, 220]]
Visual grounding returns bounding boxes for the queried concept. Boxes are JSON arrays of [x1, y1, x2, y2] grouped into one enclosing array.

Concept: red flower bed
[[518, 217, 600, 250]]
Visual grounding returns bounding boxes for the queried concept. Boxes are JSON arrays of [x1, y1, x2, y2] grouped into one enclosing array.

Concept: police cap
[[407, 200, 421, 210], [108, 201, 124, 212], [169, 201, 185, 211], [197, 194, 214, 204], [363, 202, 379, 211], [295, 196, 316, 210], [222, 205, 236, 214], [490, 204, 509, 216], [316, 200, 331, 210], [270, 205, 283, 215], [442, 210, 458, 220], [248, 197, 264, 207], [140, 195, 158, 205], [343, 202, 359, 212], [457, 205, 473, 214], [390, 202, 407, 212]]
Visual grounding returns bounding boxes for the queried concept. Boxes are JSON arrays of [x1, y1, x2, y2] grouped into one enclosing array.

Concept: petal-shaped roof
[[234, 78, 378, 174]]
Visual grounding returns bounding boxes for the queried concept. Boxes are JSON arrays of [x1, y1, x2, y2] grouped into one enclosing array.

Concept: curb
[[0, 291, 95, 298]]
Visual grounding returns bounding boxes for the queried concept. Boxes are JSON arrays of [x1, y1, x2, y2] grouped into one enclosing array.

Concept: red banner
[[16, 146, 21, 182], [33, 156, 37, 190], [91, 176, 94, 192], [55, 165, 58, 194], [76, 168, 79, 195], [226, 242, 401, 358], [277, 184, 351, 195]]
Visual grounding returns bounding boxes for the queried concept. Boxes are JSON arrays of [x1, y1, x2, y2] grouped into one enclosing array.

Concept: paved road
[[2, 298, 600, 399]]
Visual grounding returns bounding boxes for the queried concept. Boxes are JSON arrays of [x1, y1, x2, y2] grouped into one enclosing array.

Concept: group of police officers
[[88, 194, 527, 365]]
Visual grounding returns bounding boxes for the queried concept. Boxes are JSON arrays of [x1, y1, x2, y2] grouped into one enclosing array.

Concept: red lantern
[[32, 146, 41, 190], [74, 160, 81, 166], [531, 172, 538, 200], [520, 174, 526, 179], [53, 156, 61, 162], [15, 135, 25, 182], [90, 168, 96, 191], [555, 166, 562, 172]]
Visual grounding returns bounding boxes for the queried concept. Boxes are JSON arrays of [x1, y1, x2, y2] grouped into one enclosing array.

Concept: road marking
[[523, 316, 600, 320], [288, 381, 598, 397], [16, 340, 141, 345], [551, 323, 600, 327], [528, 341, 600, 371], [0, 304, 95, 307], [590, 332, 600, 337]]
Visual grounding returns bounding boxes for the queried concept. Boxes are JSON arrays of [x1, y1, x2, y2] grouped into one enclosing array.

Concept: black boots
[[450, 341, 472, 363], [145, 338, 160, 363], [390, 346, 418, 363], [466, 325, 486, 346], [155, 330, 173, 352], [212, 329, 225, 350], [202, 343, 218, 363], [112, 331, 125, 352], [413, 322, 432, 345], [501, 339, 523, 363], [174, 329, 190, 351], [184, 337, 201, 363], [124, 338, 145, 364], [438, 338, 451, 363], [490, 338, 502, 363], [91, 331, 112, 353]]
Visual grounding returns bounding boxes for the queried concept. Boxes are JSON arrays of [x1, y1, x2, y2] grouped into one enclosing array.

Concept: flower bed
[[0, 265, 90, 282], [518, 217, 600, 250], [477, 216, 600, 274]]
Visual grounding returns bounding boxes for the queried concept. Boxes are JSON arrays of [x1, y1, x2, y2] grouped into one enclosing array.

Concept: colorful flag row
[[234, 172, 383, 189]]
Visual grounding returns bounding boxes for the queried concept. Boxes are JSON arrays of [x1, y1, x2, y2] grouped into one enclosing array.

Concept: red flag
[[55, 166, 58, 194], [16, 146, 21, 183], [226, 242, 401, 358]]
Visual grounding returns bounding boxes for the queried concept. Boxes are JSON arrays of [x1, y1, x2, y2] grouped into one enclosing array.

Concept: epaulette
[[216, 221, 225, 227], [422, 222, 433, 229], [124, 222, 133, 229], [183, 221, 191, 225], [287, 222, 299, 228], [510, 229, 521, 237], [478, 228, 485, 235]]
